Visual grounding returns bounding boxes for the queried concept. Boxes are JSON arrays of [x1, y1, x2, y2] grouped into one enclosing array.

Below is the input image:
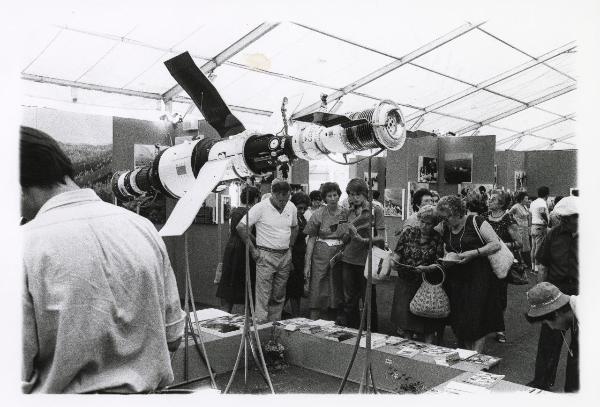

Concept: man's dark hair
[[372, 190, 380, 200], [553, 195, 564, 206], [291, 191, 310, 207], [309, 190, 322, 201], [271, 179, 291, 194], [515, 191, 528, 203], [537, 186, 550, 198], [320, 182, 342, 199], [478, 185, 486, 194], [525, 303, 571, 324], [240, 186, 260, 205], [20, 126, 74, 188], [412, 188, 433, 211], [465, 190, 487, 215]]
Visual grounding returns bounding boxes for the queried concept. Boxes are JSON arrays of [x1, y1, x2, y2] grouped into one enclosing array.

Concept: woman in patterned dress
[[390, 205, 445, 344], [485, 190, 522, 343]]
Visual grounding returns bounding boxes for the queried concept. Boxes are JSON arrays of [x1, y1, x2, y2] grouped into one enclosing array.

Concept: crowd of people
[[20, 126, 578, 393], [217, 182, 579, 392]]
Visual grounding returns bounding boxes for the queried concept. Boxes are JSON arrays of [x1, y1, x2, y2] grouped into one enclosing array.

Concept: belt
[[257, 246, 289, 254], [316, 238, 343, 246]]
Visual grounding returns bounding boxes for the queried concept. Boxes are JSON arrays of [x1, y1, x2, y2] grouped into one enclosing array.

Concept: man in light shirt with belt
[[530, 186, 550, 274], [237, 179, 298, 322], [20, 127, 185, 393]]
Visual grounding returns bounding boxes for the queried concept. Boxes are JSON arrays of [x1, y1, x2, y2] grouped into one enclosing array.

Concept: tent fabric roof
[[20, 18, 577, 150]]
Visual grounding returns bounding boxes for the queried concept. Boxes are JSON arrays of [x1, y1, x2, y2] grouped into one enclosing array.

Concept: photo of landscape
[[59, 142, 113, 203]]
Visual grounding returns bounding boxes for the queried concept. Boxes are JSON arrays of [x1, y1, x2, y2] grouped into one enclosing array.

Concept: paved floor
[[221, 273, 570, 392]]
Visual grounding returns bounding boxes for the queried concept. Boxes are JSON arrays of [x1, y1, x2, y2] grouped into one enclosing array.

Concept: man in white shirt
[[530, 186, 550, 274], [237, 179, 298, 322], [21, 127, 185, 393]]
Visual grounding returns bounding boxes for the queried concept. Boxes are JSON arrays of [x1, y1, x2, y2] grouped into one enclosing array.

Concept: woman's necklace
[[449, 222, 466, 253], [489, 209, 505, 219], [326, 205, 338, 217]]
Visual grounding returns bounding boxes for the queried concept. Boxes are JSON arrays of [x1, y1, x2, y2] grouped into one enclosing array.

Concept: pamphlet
[[396, 347, 420, 358], [197, 314, 246, 337], [400, 340, 429, 350], [462, 372, 505, 388], [385, 336, 407, 346], [455, 348, 478, 360], [420, 345, 460, 362], [322, 329, 357, 342], [442, 381, 492, 394], [463, 353, 501, 368], [191, 308, 231, 322]]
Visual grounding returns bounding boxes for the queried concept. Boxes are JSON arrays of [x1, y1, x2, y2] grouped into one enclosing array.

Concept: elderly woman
[[436, 195, 503, 352], [303, 182, 348, 321], [390, 205, 445, 344], [485, 190, 522, 343]]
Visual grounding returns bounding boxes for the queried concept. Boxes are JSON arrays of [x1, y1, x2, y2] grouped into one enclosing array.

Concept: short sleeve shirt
[[530, 198, 549, 226], [303, 206, 348, 239], [240, 199, 297, 250], [342, 202, 386, 265]]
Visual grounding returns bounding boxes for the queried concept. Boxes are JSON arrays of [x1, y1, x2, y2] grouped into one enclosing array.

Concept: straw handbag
[[409, 265, 450, 319]]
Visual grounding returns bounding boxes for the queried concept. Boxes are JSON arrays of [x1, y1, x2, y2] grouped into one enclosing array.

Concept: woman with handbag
[[485, 190, 523, 343], [436, 195, 503, 353], [390, 205, 446, 344]]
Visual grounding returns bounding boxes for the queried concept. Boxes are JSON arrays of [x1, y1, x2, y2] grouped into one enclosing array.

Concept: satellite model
[[112, 52, 407, 237]]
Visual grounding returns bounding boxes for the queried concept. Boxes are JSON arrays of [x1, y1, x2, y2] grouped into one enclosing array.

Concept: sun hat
[[526, 282, 571, 318], [552, 196, 578, 217]]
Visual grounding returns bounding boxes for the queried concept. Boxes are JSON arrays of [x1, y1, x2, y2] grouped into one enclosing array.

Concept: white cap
[[553, 196, 578, 216]]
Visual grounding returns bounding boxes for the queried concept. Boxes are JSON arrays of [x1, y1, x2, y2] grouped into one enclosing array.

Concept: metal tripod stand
[[166, 231, 217, 390], [223, 180, 275, 394], [338, 155, 379, 394]]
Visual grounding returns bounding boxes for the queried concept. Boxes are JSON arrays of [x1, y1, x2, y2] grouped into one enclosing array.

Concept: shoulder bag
[[363, 246, 392, 284], [409, 264, 450, 319], [472, 216, 514, 279]]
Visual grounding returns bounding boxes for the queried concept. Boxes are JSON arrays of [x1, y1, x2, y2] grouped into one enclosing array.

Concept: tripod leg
[[338, 297, 366, 393], [184, 233, 217, 388]]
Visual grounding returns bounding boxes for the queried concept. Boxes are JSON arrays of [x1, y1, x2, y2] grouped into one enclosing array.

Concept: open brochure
[[462, 372, 505, 388]]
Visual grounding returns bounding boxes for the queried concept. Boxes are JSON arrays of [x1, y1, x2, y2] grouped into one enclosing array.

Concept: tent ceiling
[[20, 19, 577, 151]]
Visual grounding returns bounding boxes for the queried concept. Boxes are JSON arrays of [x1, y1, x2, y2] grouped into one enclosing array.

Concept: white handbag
[[472, 216, 514, 279], [364, 246, 392, 284]]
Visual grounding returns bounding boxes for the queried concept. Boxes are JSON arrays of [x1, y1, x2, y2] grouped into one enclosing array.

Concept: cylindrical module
[[289, 100, 406, 160], [111, 132, 291, 201]]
